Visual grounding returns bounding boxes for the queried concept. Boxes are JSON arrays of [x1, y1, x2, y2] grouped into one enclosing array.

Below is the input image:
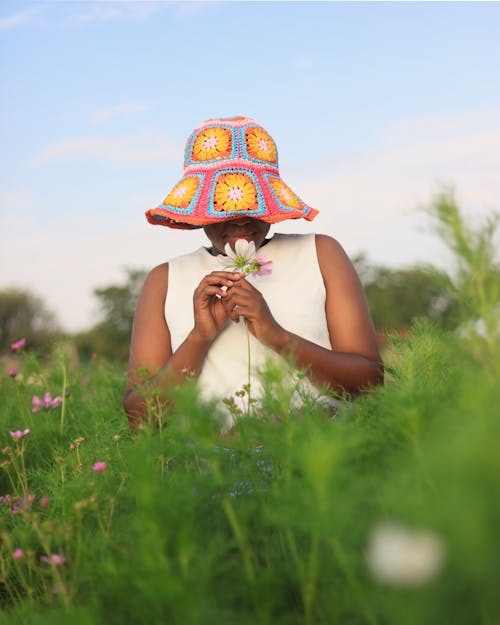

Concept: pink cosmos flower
[[9, 429, 30, 441], [255, 254, 273, 276], [92, 461, 107, 473], [10, 338, 26, 351], [8, 368, 17, 378], [51, 395, 63, 407], [32, 392, 63, 413], [41, 553, 66, 566], [12, 548, 24, 560]]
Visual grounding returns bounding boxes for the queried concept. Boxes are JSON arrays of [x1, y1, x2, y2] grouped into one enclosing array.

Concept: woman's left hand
[[222, 277, 284, 347]]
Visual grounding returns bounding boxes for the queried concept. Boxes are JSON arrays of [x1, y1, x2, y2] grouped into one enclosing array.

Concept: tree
[[0, 288, 60, 352], [353, 256, 460, 334], [74, 268, 147, 363]]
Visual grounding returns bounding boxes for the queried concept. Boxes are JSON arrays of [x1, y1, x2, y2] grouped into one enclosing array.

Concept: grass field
[[1, 321, 499, 625], [1, 195, 499, 624]]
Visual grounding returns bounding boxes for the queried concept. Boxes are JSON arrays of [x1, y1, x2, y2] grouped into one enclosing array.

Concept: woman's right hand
[[192, 271, 243, 343]]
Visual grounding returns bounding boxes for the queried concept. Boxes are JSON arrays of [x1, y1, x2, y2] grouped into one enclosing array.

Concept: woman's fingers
[[195, 272, 244, 302]]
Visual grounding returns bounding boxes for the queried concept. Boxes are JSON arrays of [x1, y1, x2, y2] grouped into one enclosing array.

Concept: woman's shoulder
[[140, 262, 169, 299], [314, 233, 343, 249], [313, 234, 360, 286]]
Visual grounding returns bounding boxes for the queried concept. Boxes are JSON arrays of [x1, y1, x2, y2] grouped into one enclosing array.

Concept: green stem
[[246, 321, 251, 417], [60, 353, 67, 434], [221, 495, 255, 586]]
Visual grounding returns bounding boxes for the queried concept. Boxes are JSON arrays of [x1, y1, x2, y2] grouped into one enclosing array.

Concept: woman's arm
[[223, 235, 383, 396], [123, 264, 243, 427], [282, 234, 383, 394]]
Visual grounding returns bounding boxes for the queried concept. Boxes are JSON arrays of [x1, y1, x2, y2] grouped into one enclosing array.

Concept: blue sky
[[1, 1, 499, 331]]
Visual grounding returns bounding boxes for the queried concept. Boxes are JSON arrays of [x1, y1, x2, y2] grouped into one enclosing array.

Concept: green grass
[[1, 318, 499, 625], [1, 192, 499, 624]]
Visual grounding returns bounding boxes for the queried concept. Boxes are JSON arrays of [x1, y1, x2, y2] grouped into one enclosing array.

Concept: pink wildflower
[[12, 548, 24, 560], [255, 254, 273, 276], [10, 338, 26, 351], [40, 497, 50, 507], [9, 429, 30, 441], [8, 368, 17, 378], [41, 553, 66, 566], [32, 392, 63, 413], [92, 461, 107, 473]]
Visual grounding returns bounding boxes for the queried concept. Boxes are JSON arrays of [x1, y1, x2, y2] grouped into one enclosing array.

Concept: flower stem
[[60, 351, 67, 434], [246, 321, 251, 417]]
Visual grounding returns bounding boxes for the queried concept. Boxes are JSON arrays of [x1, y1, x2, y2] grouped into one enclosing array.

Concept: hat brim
[[145, 167, 319, 230]]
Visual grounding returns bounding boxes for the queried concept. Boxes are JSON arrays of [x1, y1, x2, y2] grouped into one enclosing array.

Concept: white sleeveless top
[[165, 233, 333, 427]]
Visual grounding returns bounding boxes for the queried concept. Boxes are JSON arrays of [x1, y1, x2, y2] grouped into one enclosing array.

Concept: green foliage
[[355, 259, 459, 332], [73, 268, 147, 363], [0, 288, 60, 354], [0, 323, 499, 625], [423, 188, 500, 357], [1, 190, 498, 623]]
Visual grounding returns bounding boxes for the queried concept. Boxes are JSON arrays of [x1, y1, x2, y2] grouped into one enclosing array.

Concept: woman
[[124, 116, 382, 429]]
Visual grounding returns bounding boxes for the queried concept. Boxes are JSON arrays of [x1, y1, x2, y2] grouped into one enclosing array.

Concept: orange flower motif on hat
[[268, 176, 303, 210], [245, 126, 277, 163], [191, 126, 233, 162], [163, 176, 200, 209], [213, 172, 259, 213]]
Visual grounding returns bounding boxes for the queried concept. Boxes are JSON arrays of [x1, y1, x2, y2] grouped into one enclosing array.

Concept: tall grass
[[1, 191, 498, 624]]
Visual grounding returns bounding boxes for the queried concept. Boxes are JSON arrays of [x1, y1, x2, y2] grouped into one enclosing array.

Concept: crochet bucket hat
[[145, 116, 319, 230]]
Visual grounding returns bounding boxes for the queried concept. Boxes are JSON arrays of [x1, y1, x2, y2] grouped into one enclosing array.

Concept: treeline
[[1, 191, 498, 364]]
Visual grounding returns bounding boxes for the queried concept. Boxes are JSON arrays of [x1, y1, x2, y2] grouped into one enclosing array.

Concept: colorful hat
[[145, 116, 319, 230]]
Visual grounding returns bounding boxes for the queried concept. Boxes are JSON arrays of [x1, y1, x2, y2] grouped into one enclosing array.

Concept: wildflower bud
[[113, 434, 121, 441], [8, 368, 17, 378], [10, 338, 26, 351], [12, 548, 24, 560], [69, 443, 76, 450], [41, 554, 67, 567], [40, 497, 50, 508]]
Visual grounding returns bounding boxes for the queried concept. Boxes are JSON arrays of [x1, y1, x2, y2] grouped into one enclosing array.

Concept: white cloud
[[0, 7, 40, 31], [32, 132, 180, 166], [59, 1, 210, 26], [61, 1, 163, 25], [88, 101, 152, 124], [287, 108, 500, 267]]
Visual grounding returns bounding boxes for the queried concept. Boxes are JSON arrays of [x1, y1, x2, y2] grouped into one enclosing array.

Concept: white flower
[[366, 521, 445, 587], [217, 239, 272, 277]]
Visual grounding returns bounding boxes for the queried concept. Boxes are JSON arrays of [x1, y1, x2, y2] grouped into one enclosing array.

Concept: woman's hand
[[222, 277, 285, 347], [192, 271, 244, 343]]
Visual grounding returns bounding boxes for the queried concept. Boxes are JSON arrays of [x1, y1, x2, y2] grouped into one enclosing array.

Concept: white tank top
[[165, 233, 333, 427]]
